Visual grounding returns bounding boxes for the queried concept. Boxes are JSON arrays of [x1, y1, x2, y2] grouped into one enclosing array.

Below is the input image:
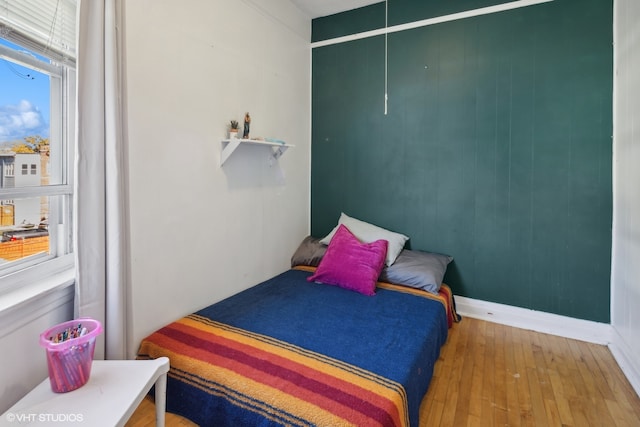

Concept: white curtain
[[74, 0, 128, 360]]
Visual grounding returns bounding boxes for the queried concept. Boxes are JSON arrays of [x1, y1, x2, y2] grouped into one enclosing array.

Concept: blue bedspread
[[138, 268, 449, 426]]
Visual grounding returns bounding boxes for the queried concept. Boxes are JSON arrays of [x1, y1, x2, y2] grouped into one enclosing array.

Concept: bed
[[138, 218, 459, 427]]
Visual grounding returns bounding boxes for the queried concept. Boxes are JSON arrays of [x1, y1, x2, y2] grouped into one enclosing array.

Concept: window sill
[[0, 267, 75, 339]]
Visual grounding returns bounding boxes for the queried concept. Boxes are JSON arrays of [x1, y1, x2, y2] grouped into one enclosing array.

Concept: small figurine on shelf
[[243, 112, 251, 139], [229, 119, 239, 139]]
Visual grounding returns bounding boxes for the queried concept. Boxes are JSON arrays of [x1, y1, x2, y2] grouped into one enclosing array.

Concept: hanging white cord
[[44, 0, 61, 59], [384, 0, 388, 115]]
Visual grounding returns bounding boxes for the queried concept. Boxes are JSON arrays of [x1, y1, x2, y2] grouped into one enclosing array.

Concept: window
[[0, 1, 76, 288]]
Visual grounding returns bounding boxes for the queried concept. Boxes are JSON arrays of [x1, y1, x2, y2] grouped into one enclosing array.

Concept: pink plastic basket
[[39, 318, 102, 393]]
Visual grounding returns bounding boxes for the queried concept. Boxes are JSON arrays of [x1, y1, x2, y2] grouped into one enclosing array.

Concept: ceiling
[[289, 0, 381, 18]]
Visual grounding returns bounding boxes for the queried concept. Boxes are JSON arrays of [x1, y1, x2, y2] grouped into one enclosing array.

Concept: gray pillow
[[291, 236, 452, 295], [291, 236, 327, 268], [379, 249, 453, 294]]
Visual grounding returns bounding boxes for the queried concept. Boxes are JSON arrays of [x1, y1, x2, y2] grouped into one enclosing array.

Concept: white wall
[[122, 0, 311, 357], [611, 0, 640, 395], [0, 281, 73, 413]]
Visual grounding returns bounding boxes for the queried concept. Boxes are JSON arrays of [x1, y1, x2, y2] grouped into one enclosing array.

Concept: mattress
[[138, 266, 457, 426]]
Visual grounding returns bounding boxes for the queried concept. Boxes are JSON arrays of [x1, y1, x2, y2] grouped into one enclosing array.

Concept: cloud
[[0, 100, 48, 143]]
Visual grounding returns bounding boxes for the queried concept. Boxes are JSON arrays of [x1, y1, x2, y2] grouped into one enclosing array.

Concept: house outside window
[[0, 0, 76, 287]]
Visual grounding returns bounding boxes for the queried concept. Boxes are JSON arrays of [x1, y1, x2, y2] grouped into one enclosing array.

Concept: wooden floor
[[126, 317, 640, 427]]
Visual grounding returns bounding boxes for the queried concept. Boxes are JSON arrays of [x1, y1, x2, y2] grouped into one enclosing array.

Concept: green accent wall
[[312, 2, 385, 42], [311, 0, 613, 322], [312, 0, 518, 41], [388, 0, 525, 26]]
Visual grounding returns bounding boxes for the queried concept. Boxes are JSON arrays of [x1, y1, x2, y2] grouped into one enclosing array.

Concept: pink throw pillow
[[307, 224, 388, 296]]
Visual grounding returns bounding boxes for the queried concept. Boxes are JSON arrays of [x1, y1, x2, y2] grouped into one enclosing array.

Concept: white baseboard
[[454, 295, 612, 345], [609, 328, 640, 398], [454, 295, 640, 398]]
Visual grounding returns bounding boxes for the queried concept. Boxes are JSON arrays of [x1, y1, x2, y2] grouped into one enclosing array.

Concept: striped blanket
[[138, 268, 455, 426]]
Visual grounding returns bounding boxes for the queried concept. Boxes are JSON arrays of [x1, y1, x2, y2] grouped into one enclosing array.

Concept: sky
[[0, 38, 50, 146]]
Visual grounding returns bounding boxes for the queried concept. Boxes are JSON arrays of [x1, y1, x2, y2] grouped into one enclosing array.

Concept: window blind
[[0, 0, 77, 64]]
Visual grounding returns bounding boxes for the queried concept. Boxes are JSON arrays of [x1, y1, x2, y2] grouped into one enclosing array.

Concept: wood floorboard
[[126, 317, 640, 427]]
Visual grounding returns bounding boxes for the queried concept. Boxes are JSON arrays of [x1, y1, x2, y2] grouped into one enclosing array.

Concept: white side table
[[1, 357, 169, 427]]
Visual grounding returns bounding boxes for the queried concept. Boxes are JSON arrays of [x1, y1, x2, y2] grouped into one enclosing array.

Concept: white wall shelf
[[220, 138, 294, 166]]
